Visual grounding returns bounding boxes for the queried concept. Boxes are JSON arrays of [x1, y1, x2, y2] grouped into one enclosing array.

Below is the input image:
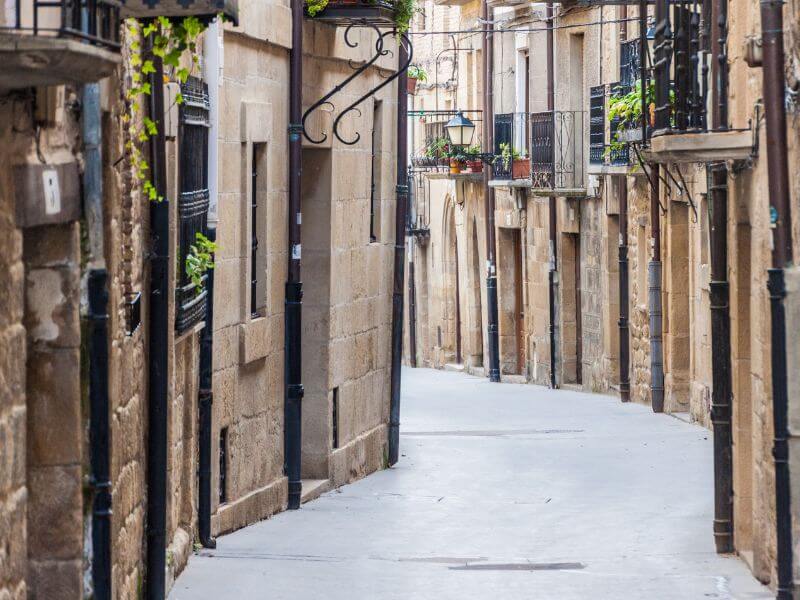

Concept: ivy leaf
[[175, 93, 184, 105], [142, 60, 156, 75], [141, 82, 152, 95], [177, 68, 190, 84], [142, 22, 158, 36], [144, 117, 158, 136]]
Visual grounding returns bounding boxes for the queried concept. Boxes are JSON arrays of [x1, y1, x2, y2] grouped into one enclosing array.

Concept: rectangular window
[[332, 387, 339, 450], [219, 427, 228, 504], [250, 143, 267, 318], [176, 76, 211, 333], [370, 100, 383, 242]]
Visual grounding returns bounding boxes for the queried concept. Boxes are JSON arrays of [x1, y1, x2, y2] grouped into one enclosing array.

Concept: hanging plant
[[186, 232, 218, 293], [304, 0, 417, 32], [124, 15, 208, 203]]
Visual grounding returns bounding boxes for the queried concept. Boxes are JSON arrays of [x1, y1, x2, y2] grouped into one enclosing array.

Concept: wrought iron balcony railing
[[493, 112, 530, 180], [653, 0, 708, 134], [589, 83, 640, 168], [2, 0, 120, 48], [0, 0, 121, 89], [530, 110, 585, 191]]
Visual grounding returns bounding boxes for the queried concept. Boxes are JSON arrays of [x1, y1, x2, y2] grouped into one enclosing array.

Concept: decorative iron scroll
[[301, 26, 413, 146]]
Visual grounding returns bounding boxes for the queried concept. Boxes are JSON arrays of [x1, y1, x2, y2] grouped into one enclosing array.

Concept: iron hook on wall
[[333, 31, 413, 145], [301, 22, 387, 144]]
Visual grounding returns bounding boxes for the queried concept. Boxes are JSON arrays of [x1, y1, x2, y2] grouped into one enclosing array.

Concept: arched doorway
[[443, 200, 463, 365]]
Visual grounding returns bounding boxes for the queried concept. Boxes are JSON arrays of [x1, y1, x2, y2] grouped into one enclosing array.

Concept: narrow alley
[[169, 368, 769, 600]]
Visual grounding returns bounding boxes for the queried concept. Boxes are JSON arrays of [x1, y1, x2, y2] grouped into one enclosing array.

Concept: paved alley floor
[[169, 368, 771, 600]]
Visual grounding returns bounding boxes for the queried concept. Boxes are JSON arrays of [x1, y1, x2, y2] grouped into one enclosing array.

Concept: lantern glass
[[445, 112, 476, 148]]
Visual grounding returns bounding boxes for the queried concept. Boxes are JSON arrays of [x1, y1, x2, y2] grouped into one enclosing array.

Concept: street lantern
[[445, 112, 476, 148]]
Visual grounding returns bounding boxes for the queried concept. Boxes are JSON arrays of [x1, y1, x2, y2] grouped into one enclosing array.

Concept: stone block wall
[[0, 99, 30, 600]]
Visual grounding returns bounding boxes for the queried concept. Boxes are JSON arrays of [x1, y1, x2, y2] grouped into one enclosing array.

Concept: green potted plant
[[496, 143, 530, 179], [407, 64, 427, 95], [305, 0, 417, 32], [464, 144, 483, 173], [448, 148, 466, 174]]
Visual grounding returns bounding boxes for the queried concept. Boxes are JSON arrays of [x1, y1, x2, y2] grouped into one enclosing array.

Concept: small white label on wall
[[292, 244, 302, 259], [42, 169, 60, 215]]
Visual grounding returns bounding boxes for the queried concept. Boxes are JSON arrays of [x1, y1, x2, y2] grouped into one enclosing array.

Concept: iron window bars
[[530, 110, 586, 190], [175, 76, 211, 334], [589, 39, 647, 167], [2, 0, 121, 49], [493, 112, 530, 180], [653, 0, 709, 133]]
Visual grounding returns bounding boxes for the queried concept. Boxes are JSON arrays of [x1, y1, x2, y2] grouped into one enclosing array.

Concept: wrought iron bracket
[[301, 27, 413, 146]]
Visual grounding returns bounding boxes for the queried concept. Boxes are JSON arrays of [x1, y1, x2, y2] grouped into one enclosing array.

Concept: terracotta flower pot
[[512, 158, 531, 180], [466, 160, 483, 173], [449, 159, 462, 174], [407, 77, 418, 95]]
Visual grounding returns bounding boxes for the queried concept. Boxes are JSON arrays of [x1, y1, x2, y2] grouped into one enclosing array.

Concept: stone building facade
[[406, 0, 800, 593], [0, 1, 400, 596]]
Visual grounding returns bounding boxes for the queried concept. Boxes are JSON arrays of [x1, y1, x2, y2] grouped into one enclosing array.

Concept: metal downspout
[[389, 39, 410, 466], [648, 170, 664, 413], [83, 82, 112, 600], [708, 0, 733, 555], [618, 178, 630, 402], [285, 0, 304, 510], [547, 1, 558, 389], [760, 0, 795, 592], [650, 0, 666, 413], [145, 52, 170, 600], [481, 0, 500, 383]]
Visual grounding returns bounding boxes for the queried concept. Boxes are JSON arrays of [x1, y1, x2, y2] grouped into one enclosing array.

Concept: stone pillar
[[23, 223, 83, 598]]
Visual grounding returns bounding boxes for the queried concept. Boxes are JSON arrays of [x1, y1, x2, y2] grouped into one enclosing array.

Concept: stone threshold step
[[301, 479, 330, 504]]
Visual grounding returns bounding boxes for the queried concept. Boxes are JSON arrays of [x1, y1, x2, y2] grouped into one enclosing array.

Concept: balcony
[[646, 0, 754, 163], [0, 0, 121, 90], [490, 111, 586, 195], [530, 110, 585, 195], [491, 112, 529, 183]]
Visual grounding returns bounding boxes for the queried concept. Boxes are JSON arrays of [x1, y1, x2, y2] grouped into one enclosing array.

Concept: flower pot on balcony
[[407, 77, 418, 95], [465, 160, 483, 173], [449, 159, 463, 174], [118, 0, 238, 21], [512, 158, 530, 180]]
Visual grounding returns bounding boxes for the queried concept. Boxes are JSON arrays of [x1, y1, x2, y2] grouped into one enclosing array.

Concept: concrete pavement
[[169, 368, 771, 600]]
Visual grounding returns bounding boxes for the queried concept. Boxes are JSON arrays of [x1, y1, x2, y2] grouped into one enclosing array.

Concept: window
[[370, 100, 383, 242], [219, 427, 228, 504], [332, 387, 339, 449], [250, 142, 267, 318], [176, 76, 210, 333]]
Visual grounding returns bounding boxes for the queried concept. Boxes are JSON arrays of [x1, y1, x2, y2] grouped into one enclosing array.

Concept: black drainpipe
[[760, 0, 794, 592], [389, 39, 410, 466], [285, 0, 304, 510], [145, 50, 170, 599], [708, 0, 733, 555], [84, 82, 112, 600], [546, 1, 557, 389], [408, 239, 418, 368], [483, 0, 501, 383], [618, 177, 630, 402], [198, 224, 217, 548]]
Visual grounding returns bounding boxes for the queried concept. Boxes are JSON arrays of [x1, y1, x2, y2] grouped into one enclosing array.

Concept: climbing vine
[[124, 15, 207, 202]]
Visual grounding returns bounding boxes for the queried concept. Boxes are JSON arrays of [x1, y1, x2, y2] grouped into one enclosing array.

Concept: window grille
[[589, 85, 605, 165], [175, 76, 210, 333]]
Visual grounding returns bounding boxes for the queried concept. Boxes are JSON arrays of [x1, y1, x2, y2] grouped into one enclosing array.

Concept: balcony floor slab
[[645, 129, 754, 164], [0, 34, 120, 90]]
